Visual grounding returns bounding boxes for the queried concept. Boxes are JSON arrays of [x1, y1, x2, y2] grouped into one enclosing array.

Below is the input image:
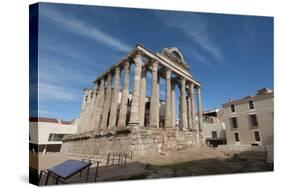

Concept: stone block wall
[[61, 127, 203, 158]]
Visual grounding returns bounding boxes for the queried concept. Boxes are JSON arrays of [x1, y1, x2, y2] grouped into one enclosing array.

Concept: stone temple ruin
[[61, 44, 205, 158]]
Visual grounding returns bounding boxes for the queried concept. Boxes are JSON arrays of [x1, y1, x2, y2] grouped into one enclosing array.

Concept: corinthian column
[[117, 62, 130, 128], [92, 79, 105, 130], [180, 78, 187, 130], [149, 60, 159, 128], [78, 88, 89, 133], [139, 68, 146, 127], [85, 85, 98, 132], [187, 92, 192, 130], [196, 86, 204, 131], [108, 67, 120, 129], [189, 82, 196, 130], [100, 73, 112, 129], [171, 80, 176, 129], [128, 53, 143, 126], [165, 69, 172, 128]]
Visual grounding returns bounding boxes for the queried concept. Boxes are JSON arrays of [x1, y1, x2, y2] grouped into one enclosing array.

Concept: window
[[230, 117, 238, 129], [48, 134, 66, 142], [48, 134, 54, 141], [85, 95, 88, 102], [90, 91, 93, 99], [249, 100, 255, 110], [254, 131, 261, 142], [249, 114, 258, 128], [234, 132, 240, 142], [231, 104, 235, 112], [211, 131, 217, 138]]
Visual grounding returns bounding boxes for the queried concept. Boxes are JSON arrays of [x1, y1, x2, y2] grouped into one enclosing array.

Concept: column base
[[149, 124, 159, 129], [128, 121, 139, 127]]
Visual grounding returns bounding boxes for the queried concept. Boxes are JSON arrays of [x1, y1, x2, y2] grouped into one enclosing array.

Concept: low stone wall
[[61, 126, 203, 158], [216, 145, 273, 163]]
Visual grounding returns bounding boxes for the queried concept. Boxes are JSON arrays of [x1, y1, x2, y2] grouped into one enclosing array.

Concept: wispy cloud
[[187, 49, 215, 70], [40, 6, 131, 52], [39, 56, 96, 86], [155, 12, 223, 62], [39, 82, 81, 102]]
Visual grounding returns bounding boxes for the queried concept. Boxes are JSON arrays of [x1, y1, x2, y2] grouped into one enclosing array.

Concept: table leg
[[38, 170, 43, 185], [45, 172, 50, 185], [55, 176, 59, 185], [94, 162, 100, 182], [86, 166, 90, 182]]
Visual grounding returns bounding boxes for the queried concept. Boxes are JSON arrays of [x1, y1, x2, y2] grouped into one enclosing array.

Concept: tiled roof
[[29, 117, 72, 125], [29, 117, 59, 123]]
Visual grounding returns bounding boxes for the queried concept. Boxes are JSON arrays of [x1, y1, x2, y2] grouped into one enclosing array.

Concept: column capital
[[106, 72, 112, 80], [189, 82, 195, 88], [135, 49, 145, 56], [165, 68, 172, 79], [151, 60, 159, 72], [122, 60, 130, 70], [181, 77, 186, 85], [114, 66, 120, 74]]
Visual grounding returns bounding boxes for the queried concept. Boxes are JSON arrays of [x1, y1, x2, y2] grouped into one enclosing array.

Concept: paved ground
[[30, 146, 273, 185]]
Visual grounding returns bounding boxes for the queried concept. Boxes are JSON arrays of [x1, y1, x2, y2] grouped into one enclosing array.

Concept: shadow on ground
[[30, 150, 273, 186]]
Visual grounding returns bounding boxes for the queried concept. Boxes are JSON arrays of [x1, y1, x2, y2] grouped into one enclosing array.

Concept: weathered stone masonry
[[62, 44, 204, 158]]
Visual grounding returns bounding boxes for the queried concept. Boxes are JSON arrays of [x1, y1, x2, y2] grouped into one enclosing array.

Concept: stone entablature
[[76, 44, 204, 135]]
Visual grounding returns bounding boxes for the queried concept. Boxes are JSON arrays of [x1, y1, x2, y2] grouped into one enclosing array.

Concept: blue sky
[[34, 3, 273, 120]]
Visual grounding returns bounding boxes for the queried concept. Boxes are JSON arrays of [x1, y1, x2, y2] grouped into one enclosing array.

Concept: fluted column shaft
[[165, 69, 172, 128], [100, 73, 112, 129], [128, 54, 143, 126], [149, 61, 159, 128], [85, 86, 98, 132], [117, 62, 130, 128], [78, 89, 89, 133], [180, 78, 188, 130], [196, 87, 204, 131], [171, 81, 176, 129], [189, 83, 196, 130], [108, 67, 120, 129], [139, 69, 146, 127], [187, 93, 192, 130], [92, 79, 105, 130]]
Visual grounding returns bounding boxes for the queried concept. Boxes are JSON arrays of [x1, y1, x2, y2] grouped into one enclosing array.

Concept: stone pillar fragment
[[100, 73, 112, 129], [139, 68, 146, 127], [91, 79, 105, 130], [171, 81, 176, 129], [108, 67, 120, 129], [180, 78, 188, 130], [117, 62, 130, 128], [165, 69, 172, 128], [128, 53, 143, 126], [196, 87, 204, 131], [149, 60, 159, 128]]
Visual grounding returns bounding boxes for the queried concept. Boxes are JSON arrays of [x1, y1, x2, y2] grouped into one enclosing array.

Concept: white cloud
[[155, 12, 223, 61], [40, 6, 131, 52], [39, 82, 81, 102], [38, 57, 95, 86], [188, 49, 215, 70]]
